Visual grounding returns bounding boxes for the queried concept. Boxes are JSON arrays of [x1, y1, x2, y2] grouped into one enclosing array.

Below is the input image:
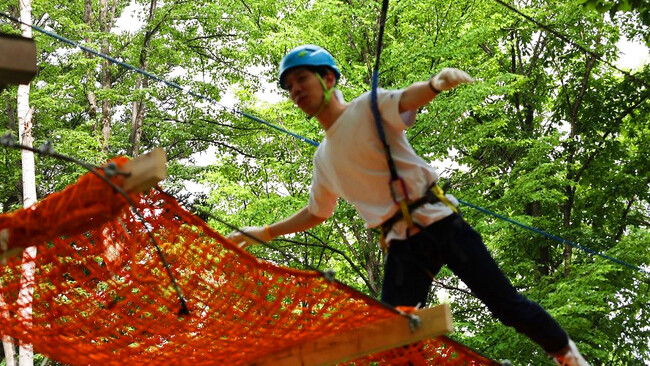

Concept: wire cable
[[459, 199, 649, 275]]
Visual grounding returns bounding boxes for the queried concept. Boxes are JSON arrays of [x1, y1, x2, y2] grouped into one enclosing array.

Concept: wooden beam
[[252, 304, 453, 366], [0, 33, 37, 87], [121, 148, 167, 193]]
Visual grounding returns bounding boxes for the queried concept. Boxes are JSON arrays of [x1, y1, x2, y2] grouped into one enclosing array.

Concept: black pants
[[381, 214, 569, 353]]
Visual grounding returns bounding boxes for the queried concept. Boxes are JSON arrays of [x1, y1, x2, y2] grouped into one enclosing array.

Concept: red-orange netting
[[0, 158, 498, 365]]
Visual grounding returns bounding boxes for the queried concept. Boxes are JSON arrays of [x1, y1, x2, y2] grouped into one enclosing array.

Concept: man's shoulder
[[345, 90, 375, 112], [348, 88, 398, 104], [313, 138, 327, 158], [348, 90, 371, 105]]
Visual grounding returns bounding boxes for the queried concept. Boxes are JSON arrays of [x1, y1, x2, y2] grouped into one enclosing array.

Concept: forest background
[[1, 0, 649, 365]]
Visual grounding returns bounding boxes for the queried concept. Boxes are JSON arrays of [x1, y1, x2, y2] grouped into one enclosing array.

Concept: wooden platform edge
[[252, 303, 453, 366], [122, 148, 167, 193], [0, 33, 38, 86]]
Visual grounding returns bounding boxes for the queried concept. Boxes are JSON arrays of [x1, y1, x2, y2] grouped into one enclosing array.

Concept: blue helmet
[[278, 45, 341, 90]]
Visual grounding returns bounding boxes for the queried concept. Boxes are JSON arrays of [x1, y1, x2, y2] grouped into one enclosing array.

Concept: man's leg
[[380, 236, 444, 366], [432, 216, 570, 354], [380, 235, 442, 307]]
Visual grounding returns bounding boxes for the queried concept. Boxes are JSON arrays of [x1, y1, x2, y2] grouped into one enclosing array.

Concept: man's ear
[[323, 70, 337, 89]]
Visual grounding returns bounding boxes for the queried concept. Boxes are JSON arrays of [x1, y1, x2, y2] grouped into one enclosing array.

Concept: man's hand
[[430, 68, 474, 92], [227, 226, 272, 249]]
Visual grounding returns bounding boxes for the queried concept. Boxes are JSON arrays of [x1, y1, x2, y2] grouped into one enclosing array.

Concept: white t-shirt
[[307, 88, 458, 242]]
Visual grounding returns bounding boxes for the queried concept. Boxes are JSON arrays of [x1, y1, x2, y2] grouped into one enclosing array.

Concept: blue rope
[[370, 70, 387, 145], [369, 0, 397, 181], [459, 199, 648, 274], [2, 13, 646, 276], [369, 0, 404, 212]]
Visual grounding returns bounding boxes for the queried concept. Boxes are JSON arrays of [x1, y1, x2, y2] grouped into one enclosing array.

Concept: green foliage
[[1, 0, 649, 364], [580, 0, 650, 44]]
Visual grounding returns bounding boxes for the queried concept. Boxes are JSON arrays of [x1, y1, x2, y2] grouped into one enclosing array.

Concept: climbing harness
[[369, 0, 458, 250], [378, 183, 459, 250], [380, 183, 459, 236]]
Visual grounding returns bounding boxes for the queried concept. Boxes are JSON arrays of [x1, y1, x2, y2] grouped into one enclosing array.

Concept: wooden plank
[[121, 148, 167, 193], [0, 33, 37, 86], [252, 304, 453, 366]]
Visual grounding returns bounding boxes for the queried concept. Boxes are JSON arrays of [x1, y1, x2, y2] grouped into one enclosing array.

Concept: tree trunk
[[18, 93, 35, 208], [84, 0, 98, 124], [129, 78, 146, 157], [129, 0, 158, 157], [562, 54, 597, 276], [99, 0, 116, 152], [6, 97, 16, 131], [526, 201, 550, 276], [17, 247, 36, 366], [84, 0, 92, 27], [1, 322, 17, 366], [1, 55, 18, 366], [14, 1, 37, 365]]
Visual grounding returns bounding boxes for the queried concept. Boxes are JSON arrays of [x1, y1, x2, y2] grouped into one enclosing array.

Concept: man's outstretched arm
[[227, 206, 327, 248], [399, 68, 474, 113]]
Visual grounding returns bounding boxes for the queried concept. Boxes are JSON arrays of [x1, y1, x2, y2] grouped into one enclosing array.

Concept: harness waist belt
[[380, 184, 442, 234]]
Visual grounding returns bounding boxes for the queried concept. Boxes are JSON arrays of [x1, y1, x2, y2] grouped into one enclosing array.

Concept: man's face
[[283, 67, 324, 115]]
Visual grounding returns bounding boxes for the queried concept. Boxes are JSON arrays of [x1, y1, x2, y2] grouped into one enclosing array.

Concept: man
[[228, 44, 589, 366]]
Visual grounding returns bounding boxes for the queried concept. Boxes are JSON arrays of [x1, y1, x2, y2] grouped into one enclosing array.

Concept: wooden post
[[252, 304, 454, 366], [0, 33, 37, 265], [121, 148, 167, 193], [0, 33, 37, 88]]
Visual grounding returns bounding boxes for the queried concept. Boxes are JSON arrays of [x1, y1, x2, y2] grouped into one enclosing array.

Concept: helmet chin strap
[[307, 73, 335, 119]]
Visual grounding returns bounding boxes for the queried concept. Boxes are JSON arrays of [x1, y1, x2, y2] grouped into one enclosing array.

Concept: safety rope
[[459, 199, 649, 274], [0, 11, 646, 276], [368, 0, 419, 240]]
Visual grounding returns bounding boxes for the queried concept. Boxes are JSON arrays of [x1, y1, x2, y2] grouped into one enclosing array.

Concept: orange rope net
[[0, 158, 498, 365]]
